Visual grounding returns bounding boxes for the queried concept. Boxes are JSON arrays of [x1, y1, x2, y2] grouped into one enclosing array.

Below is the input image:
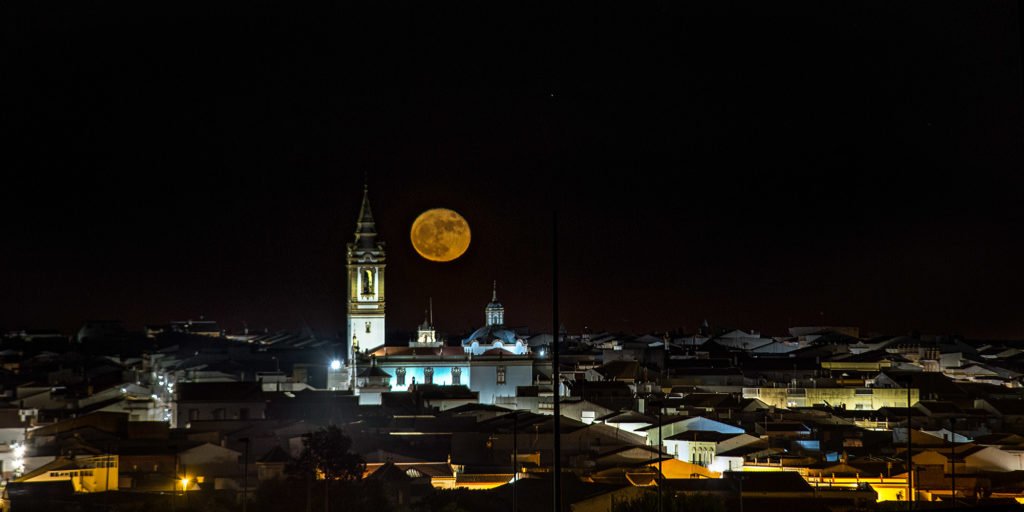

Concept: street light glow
[[330, 359, 342, 371]]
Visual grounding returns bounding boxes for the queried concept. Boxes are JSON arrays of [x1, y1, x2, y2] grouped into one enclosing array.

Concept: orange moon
[[410, 208, 471, 262]]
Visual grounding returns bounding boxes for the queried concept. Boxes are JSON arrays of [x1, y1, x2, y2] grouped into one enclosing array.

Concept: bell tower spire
[[346, 182, 386, 369], [354, 183, 378, 249]]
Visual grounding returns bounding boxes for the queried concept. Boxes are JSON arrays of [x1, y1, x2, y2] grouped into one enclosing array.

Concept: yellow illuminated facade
[[744, 387, 919, 410], [15, 455, 118, 492]]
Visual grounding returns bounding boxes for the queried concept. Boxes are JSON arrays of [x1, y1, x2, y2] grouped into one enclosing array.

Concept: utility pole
[[738, 473, 744, 512], [657, 397, 663, 512], [551, 209, 561, 512], [241, 437, 250, 512], [950, 418, 956, 507], [512, 411, 518, 512], [172, 454, 178, 512], [105, 444, 111, 494], [907, 381, 913, 512]]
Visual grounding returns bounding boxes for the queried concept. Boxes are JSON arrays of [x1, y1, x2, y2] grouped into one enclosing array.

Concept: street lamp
[[181, 477, 190, 509]]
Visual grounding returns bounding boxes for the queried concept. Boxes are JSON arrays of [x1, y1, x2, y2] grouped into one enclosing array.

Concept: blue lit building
[[368, 283, 533, 404]]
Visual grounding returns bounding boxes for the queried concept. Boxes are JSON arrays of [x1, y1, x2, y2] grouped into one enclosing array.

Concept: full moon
[[410, 208, 471, 262]]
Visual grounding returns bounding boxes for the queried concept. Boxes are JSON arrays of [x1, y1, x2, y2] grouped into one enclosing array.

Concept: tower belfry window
[[362, 269, 374, 295]]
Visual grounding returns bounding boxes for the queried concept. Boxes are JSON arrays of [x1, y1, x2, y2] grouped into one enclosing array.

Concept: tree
[[287, 424, 366, 482], [271, 425, 377, 512]]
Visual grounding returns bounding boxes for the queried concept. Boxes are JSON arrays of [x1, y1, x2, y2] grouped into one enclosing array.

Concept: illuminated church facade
[[341, 188, 533, 404], [365, 286, 534, 404]]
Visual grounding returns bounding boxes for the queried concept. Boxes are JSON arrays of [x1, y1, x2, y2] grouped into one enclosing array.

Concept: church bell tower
[[347, 185, 386, 363]]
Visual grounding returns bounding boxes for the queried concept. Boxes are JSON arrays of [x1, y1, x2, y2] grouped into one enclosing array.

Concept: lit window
[[362, 269, 374, 295], [497, 366, 506, 385]]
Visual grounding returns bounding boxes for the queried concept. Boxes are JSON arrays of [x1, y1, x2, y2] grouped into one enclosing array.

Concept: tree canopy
[[287, 424, 366, 482]]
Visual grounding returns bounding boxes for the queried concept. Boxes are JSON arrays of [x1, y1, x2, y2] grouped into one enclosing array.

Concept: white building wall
[[966, 446, 1024, 472], [349, 314, 386, 355], [469, 364, 532, 405], [0, 429, 25, 446], [709, 455, 744, 473]]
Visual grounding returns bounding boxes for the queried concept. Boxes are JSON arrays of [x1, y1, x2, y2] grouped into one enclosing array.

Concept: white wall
[[469, 364, 532, 405], [966, 446, 1024, 472]]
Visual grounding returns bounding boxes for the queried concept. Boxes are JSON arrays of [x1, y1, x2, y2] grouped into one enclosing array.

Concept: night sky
[[3, 2, 1023, 340]]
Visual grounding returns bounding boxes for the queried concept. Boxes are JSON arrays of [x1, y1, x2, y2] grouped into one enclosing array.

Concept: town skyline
[[4, 179, 1022, 342]]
